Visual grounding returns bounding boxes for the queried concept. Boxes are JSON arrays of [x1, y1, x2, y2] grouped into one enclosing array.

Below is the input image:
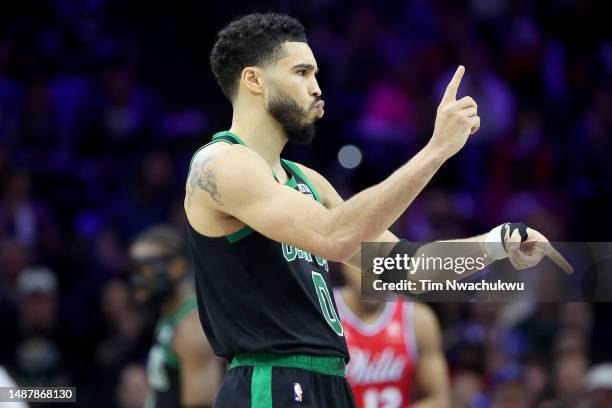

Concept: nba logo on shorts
[[292, 382, 303, 402]]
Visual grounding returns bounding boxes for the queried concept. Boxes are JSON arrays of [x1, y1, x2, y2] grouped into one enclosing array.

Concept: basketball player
[[129, 226, 222, 408], [184, 13, 571, 407], [336, 263, 449, 408]]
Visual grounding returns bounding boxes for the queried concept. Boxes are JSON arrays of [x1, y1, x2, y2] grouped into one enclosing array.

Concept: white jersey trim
[[334, 288, 396, 336], [403, 301, 418, 360]]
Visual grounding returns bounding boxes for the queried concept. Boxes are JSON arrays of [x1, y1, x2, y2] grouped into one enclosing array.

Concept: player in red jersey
[[335, 264, 450, 408]]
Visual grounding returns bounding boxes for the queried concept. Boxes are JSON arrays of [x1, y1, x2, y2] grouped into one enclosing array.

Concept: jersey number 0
[[311, 271, 344, 336]]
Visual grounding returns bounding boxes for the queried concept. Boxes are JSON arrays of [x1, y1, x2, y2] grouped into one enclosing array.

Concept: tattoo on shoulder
[[186, 155, 223, 207]]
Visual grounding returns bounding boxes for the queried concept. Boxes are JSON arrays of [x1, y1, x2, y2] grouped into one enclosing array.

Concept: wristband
[[484, 222, 529, 260], [502, 222, 528, 251], [382, 239, 423, 283], [388, 239, 422, 259]]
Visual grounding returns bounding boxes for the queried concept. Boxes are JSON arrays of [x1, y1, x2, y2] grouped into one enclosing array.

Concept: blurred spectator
[[91, 278, 151, 408], [491, 379, 530, 408], [77, 64, 160, 159], [13, 77, 61, 167], [0, 171, 60, 256], [451, 370, 486, 408], [550, 351, 588, 406], [92, 228, 128, 278], [116, 364, 149, 408], [524, 360, 551, 404], [11, 266, 71, 386], [108, 151, 176, 238], [94, 279, 146, 373], [0, 237, 28, 292], [0, 238, 28, 362]]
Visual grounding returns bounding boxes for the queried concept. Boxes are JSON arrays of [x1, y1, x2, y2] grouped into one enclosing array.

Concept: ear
[[240, 66, 265, 96]]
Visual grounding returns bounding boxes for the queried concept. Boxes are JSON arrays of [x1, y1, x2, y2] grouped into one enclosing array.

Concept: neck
[[229, 99, 288, 170], [161, 282, 192, 317], [341, 286, 386, 324]]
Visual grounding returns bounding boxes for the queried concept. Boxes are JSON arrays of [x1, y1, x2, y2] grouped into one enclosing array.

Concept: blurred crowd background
[[0, 0, 611, 407]]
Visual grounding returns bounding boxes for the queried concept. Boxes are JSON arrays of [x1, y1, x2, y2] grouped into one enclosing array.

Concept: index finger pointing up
[[441, 65, 465, 104]]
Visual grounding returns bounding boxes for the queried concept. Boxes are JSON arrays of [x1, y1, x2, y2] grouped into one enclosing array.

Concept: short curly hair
[[132, 225, 185, 258], [210, 13, 307, 100]]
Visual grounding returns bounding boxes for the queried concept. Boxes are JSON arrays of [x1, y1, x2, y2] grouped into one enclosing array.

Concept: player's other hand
[[504, 225, 574, 274], [428, 65, 480, 160]]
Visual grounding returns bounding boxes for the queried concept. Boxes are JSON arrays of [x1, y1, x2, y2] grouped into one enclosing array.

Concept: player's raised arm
[[186, 66, 480, 262], [185, 138, 435, 262]]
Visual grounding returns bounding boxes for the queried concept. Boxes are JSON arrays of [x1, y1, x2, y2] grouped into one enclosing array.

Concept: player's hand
[[428, 65, 480, 159], [504, 225, 574, 274]]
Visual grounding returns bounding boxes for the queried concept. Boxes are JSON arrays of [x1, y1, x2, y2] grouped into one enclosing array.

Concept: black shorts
[[214, 353, 356, 408]]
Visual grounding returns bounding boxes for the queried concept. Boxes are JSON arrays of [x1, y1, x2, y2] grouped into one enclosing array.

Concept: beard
[[268, 88, 319, 145]]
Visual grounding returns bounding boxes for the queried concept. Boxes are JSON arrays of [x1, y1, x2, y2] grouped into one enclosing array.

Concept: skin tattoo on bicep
[[186, 155, 223, 207]]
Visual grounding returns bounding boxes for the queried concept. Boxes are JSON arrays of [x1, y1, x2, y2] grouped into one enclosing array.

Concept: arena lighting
[[338, 144, 363, 169]]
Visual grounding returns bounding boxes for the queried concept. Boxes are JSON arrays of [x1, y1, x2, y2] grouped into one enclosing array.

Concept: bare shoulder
[[184, 142, 275, 236], [184, 142, 271, 209], [186, 143, 245, 202]]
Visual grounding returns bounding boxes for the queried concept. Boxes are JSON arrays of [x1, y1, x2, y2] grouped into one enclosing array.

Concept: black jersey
[[145, 298, 197, 408], [187, 131, 348, 363]]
